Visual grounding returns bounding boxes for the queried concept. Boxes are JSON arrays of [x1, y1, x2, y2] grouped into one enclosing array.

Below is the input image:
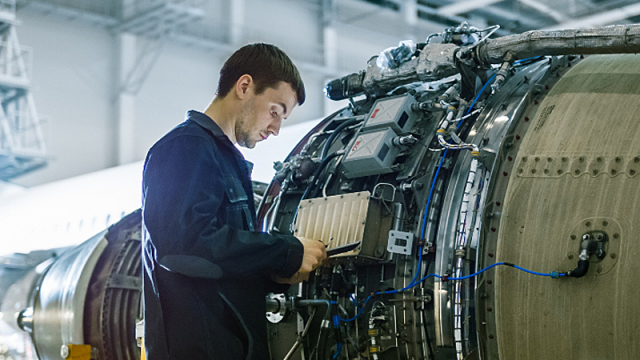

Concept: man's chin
[[237, 137, 257, 149], [241, 140, 257, 149]]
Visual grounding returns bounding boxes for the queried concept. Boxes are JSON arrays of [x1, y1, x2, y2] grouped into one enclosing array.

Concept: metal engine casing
[[259, 53, 640, 360]]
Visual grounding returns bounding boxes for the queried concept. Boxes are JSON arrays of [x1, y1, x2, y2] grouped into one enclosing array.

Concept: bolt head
[[60, 345, 69, 358], [582, 234, 591, 241]]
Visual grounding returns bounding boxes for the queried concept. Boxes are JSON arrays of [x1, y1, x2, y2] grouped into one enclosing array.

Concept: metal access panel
[[363, 95, 418, 134], [293, 191, 391, 261], [343, 127, 399, 179]]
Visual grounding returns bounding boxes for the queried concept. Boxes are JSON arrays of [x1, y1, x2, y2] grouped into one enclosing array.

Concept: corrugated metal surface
[[495, 54, 640, 359], [294, 191, 371, 254]]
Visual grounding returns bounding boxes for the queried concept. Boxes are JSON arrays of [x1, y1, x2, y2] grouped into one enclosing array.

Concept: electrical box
[[293, 191, 392, 261], [342, 127, 399, 178], [363, 95, 418, 134]]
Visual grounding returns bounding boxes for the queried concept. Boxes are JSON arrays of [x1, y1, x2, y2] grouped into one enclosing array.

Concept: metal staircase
[[0, 0, 47, 180]]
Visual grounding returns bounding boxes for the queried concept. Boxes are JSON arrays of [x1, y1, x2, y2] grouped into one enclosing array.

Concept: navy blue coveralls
[[142, 110, 304, 359]]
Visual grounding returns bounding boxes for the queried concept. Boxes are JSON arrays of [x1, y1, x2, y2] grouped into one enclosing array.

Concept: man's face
[[236, 81, 297, 149]]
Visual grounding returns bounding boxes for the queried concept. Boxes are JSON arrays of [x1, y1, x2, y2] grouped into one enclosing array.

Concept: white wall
[[14, 8, 115, 187], [9, 1, 409, 188], [134, 42, 222, 158]]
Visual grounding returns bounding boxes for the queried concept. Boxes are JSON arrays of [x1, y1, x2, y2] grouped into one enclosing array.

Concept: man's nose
[[269, 120, 281, 136]]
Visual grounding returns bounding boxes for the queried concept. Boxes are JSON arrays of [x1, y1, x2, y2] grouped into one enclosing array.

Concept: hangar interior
[[1, 0, 640, 359]]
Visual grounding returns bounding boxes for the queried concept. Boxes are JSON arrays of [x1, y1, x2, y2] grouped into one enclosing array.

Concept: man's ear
[[235, 74, 253, 100]]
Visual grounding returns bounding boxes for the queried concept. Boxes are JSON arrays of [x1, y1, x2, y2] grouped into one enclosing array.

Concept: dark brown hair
[[216, 43, 305, 105]]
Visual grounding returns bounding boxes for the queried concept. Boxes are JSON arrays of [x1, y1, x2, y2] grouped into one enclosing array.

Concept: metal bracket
[[387, 230, 414, 255], [266, 293, 287, 324]]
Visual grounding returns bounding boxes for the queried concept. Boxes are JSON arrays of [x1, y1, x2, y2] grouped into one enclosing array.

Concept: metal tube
[[282, 309, 317, 360], [475, 24, 640, 65]]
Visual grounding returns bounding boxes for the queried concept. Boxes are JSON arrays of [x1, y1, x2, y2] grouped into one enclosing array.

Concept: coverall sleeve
[[142, 135, 303, 280]]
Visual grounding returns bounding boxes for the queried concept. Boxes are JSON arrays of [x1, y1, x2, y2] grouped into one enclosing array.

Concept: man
[[142, 43, 327, 359]]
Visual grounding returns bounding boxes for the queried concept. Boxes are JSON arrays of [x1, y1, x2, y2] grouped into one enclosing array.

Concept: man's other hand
[[273, 237, 326, 284], [297, 237, 327, 273]]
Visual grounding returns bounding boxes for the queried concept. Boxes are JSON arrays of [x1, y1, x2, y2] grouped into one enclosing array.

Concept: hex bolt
[[611, 253, 617, 259], [582, 234, 591, 241], [568, 254, 574, 260], [596, 233, 604, 241]]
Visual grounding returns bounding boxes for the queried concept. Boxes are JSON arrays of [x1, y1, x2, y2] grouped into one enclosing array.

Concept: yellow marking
[[63, 344, 92, 360]]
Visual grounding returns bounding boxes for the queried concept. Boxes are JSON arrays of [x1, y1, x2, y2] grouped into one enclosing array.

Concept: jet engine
[[260, 24, 640, 360]]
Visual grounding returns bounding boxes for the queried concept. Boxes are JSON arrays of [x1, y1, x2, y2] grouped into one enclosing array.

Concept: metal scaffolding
[[0, 0, 47, 180]]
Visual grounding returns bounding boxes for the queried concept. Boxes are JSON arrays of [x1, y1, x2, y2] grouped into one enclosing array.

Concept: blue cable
[[416, 74, 498, 292], [409, 247, 422, 286], [463, 73, 497, 123], [338, 262, 564, 322], [513, 56, 544, 65], [332, 343, 342, 359], [420, 74, 497, 240], [338, 295, 371, 322]]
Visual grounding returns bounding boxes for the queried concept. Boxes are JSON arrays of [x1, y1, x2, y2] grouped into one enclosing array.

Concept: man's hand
[[273, 237, 326, 284]]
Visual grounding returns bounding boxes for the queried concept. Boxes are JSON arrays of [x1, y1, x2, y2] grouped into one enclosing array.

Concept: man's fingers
[[297, 236, 330, 274]]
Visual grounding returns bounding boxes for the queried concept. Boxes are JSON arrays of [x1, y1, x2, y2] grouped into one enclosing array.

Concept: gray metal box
[[342, 127, 399, 178], [363, 95, 418, 134]]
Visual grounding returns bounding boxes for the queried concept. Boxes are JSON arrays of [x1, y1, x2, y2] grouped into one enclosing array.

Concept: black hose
[[569, 260, 590, 278], [301, 151, 342, 201], [315, 324, 330, 360], [321, 119, 360, 159]]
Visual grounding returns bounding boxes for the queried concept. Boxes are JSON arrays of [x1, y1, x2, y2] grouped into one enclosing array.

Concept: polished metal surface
[[31, 231, 107, 360]]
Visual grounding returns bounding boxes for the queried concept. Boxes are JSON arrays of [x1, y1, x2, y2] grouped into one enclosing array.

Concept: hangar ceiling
[[17, 0, 640, 40], [359, 0, 640, 33]]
